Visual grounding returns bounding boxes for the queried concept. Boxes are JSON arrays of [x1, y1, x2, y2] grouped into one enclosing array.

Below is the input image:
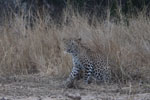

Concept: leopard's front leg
[[83, 62, 93, 84], [65, 66, 81, 88]]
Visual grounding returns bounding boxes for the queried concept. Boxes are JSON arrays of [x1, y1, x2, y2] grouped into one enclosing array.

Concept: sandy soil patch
[[0, 74, 150, 100]]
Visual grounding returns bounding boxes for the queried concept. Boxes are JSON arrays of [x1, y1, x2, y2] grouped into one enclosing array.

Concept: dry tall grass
[[0, 9, 149, 83]]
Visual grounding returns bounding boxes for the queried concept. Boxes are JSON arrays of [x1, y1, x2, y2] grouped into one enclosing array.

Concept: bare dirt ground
[[0, 74, 150, 100]]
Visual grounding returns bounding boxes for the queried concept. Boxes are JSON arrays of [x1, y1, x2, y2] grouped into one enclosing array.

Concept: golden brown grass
[[0, 9, 149, 83]]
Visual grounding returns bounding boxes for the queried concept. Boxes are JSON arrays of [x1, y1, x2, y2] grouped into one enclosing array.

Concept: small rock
[[0, 97, 10, 100], [65, 93, 81, 100]]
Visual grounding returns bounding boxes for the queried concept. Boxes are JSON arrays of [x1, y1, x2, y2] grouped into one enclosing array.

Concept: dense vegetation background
[[0, 0, 150, 21], [0, 0, 149, 84]]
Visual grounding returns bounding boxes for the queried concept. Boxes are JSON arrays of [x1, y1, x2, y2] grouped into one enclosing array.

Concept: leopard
[[62, 38, 111, 88]]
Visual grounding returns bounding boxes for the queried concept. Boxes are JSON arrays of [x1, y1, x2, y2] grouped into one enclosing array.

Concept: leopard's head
[[62, 38, 81, 55]]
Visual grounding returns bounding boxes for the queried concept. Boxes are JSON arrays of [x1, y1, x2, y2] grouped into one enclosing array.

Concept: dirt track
[[0, 74, 150, 100]]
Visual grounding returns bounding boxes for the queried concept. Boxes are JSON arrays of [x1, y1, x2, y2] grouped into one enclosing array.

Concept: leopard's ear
[[75, 37, 81, 44], [62, 38, 66, 42], [77, 37, 81, 42]]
